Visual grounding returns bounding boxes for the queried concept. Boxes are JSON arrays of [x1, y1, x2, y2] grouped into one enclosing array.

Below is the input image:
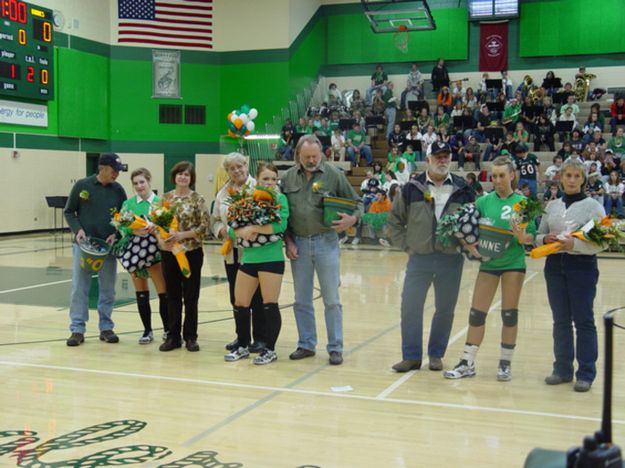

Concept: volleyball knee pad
[[468, 308, 487, 327], [501, 309, 518, 327]]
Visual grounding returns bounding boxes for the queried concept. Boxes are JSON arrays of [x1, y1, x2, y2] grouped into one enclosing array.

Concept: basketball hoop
[[393, 24, 409, 54]]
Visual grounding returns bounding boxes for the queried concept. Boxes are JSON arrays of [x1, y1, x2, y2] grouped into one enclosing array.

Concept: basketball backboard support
[[361, 0, 436, 33]]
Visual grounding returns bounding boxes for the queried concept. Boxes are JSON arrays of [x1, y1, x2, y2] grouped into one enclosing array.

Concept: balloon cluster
[[227, 104, 258, 138]]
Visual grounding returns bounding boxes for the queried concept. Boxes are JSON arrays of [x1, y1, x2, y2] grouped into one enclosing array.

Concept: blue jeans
[[291, 231, 343, 353], [605, 195, 624, 217], [346, 145, 373, 166], [69, 243, 117, 334], [544, 254, 599, 382], [518, 177, 537, 196], [385, 107, 397, 138], [400, 253, 464, 360]]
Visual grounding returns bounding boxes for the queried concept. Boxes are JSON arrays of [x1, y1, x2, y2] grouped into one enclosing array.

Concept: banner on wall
[[0, 100, 48, 127], [479, 22, 508, 72], [152, 49, 181, 99]]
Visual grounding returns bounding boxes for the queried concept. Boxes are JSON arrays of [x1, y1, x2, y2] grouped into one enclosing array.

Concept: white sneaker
[[254, 349, 278, 365], [443, 361, 476, 379], [339, 236, 349, 245], [138, 331, 153, 345], [496, 363, 512, 381], [224, 346, 250, 362], [379, 238, 390, 248], [351, 237, 360, 245]]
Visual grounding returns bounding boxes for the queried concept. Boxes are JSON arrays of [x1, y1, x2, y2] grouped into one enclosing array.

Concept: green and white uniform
[[476, 192, 536, 271]]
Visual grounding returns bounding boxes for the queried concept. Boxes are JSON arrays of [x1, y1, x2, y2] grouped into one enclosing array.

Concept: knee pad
[[501, 309, 518, 327], [468, 308, 487, 327]]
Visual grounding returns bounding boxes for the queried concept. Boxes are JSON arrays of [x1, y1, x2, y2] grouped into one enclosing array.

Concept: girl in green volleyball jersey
[[444, 156, 535, 382]]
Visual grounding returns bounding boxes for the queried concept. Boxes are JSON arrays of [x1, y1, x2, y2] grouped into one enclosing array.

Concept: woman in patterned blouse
[[159, 161, 210, 353]]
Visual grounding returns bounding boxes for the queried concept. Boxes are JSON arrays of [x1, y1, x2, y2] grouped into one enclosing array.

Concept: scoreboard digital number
[[0, 0, 53, 100]]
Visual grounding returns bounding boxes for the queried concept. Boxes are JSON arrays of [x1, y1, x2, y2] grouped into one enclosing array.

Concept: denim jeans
[[69, 243, 117, 334], [291, 230, 343, 353], [346, 145, 373, 166], [518, 177, 537, 196], [544, 254, 599, 382], [400, 253, 464, 360], [605, 195, 624, 217], [385, 107, 397, 138]]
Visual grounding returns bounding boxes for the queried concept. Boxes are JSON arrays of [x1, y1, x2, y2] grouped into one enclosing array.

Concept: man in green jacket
[[64, 153, 127, 346]]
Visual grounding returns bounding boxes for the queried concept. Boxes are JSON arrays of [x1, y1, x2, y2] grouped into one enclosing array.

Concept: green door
[[86, 152, 100, 177], [163, 153, 196, 192]]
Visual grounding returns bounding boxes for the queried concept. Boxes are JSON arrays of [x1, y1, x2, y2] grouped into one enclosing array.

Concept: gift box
[[323, 196, 357, 227], [478, 224, 514, 259]]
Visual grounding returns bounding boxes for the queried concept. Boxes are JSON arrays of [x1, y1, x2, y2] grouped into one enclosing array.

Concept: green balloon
[[240, 104, 251, 114]]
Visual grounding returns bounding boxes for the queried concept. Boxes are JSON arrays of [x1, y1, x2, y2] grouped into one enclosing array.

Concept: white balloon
[[239, 113, 248, 124], [246, 121, 255, 132], [249, 108, 258, 120], [230, 114, 237, 123]]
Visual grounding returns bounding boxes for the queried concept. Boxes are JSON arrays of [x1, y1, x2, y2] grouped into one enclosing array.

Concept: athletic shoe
[[66, 332, 85, 347], [339, 236, 349, 245], [248, 341, 266, 354], [224, 346, 250, 362], [351, 237, 360, 245], [379, 238, 391, 248], [254, 350, 278, 365], [574, 380, 592, 392], [225, 338, 240, 351], [443, 361, 476, 379], [496, 363, 512, 382], [138, 331, 154, 345], [99, 330, 119, 343]]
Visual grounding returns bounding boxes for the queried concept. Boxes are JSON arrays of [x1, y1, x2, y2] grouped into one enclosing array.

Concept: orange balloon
[[227, 112, 233, 121], [227, 129, 237, 138], [245, 130, 250, 136], [234, 118, 243, 129]]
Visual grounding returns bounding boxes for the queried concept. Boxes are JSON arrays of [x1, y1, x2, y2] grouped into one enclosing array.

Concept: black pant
[[458, 151, 481, 170], [534, 133, 555, 151], [162, 248, 204, 343], [224, 256, 265, 343]]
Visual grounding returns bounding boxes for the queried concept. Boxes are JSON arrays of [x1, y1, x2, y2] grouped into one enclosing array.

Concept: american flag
[[118, 0, 213, 50]]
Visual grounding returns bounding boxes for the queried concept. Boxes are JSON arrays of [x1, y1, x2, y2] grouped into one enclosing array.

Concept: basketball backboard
[[361, 0, 436, 33]]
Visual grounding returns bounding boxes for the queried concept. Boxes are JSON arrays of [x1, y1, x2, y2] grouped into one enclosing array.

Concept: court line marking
[[0, 278, 74, 295], [375, 270, 539, 400], [0, 359, 621, 427]]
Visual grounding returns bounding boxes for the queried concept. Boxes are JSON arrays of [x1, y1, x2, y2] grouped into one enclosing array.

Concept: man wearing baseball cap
[[388, 141, 475, 373], [64, 153, 127, 346]]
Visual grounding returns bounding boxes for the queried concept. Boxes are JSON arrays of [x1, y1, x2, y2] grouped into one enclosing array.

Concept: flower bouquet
[[220, 186, 283, 256], [511, 197, 544, 229], [110, 209, 160, 276], [530, 216, 624, 259], [150, 200, 191, 278]]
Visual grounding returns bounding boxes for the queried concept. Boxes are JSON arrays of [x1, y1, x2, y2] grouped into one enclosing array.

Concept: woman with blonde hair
[[444, 156, 535, 382]]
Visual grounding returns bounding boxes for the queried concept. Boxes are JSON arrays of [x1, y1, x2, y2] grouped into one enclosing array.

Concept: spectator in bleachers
[[395, 160, 411, 185], [501, 70, 513, 99], [417, 107, 433, 133], [450, 101, 464, 120], [437, 86, 453, 113], [328, 83, 343, 108], [346, 122, 373, 167], [400, 63, 424, 110], [352, 110, 366, 130], [387, 145, 403, 172], [371, 88, 385, 116], [402, 108, 418, 126], [296, 117, 312, 134], [405, 125, 421, 150], [560, 81, 575, 101], [452, 80, 466, 105], [588, 129, 607, 152], [483, 132, 503, 162], [558, 106, 579, 142], [431, 58, 450, 95], [387, 181, 400, 201], [618, 160, 625, 182], [521, 96, 538, 134], [542, 96, 558, 125], [557, 141, 572, 161], [534, 114, 556, 152], [458, 135, 481, 171], [500, 132, 518, 155], [569, 129, 584, 154], [388, 123, 406, 152], [463, 87, 479, 117], [474, 104, 498, 142], [610, 96, 625, 135], [544, 183, 563, 202], [589, 103, 606, 129], [604, 170, 625, 218], [438, 126, 451, 148], [545, 155, 564, 182], [513, 122, 530, 146], [513, 142, 541, 195], [560, 95, 580, 118], [583, 146, 602, 174], [350, 89, 366, 115], [282, 118, 294, 133], [586, 172, 604, 206], [367, 189, 393, 247], [367, 64, 389, 105], [433, 105, 450, 132], [318, 117, 332, 136], [331, 127, 346, 162], [464, 172, 484, 196], [542, 71, 559, 97], [360, 170, 381, 210], [372, 161, 386, 183], [601, 153, 617, 182], [582, 112, 603, 144], [460, 108, 477, 139], [502, 97, 522, 132], [421, 125, 439, 156], [278, 128, 295, 161], [608, 127, 625, 158], [383, 82, 398, 138], [478, 72, 492, 103], [328, 111, 340, 132], [403, 144, 418, 171]]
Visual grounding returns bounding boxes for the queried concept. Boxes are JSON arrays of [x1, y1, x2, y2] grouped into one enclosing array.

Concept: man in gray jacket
[[388, 141, 475, 372]]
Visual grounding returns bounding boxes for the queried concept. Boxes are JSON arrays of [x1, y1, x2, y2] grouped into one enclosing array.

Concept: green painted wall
[[520, 0, 625, 57]]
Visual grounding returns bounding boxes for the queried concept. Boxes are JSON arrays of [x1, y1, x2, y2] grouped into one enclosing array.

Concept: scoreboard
[[0, 0, 53, 100]]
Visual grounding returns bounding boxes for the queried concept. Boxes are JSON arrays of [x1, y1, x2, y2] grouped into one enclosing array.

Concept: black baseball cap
[[430, 141, 451, 155], [99, 153, 127, 172]]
